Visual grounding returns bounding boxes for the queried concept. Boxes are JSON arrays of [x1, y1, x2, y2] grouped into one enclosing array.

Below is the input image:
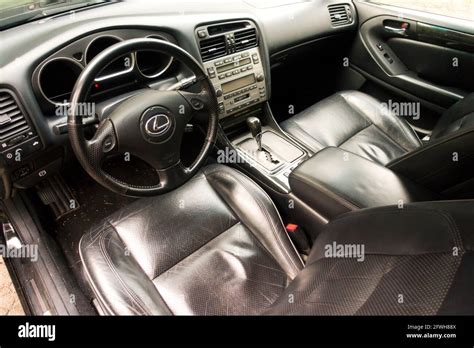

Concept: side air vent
[[0, 90, 30, 142], [328, 4, 354, 27], [199, 35, 227, 62], [234, 28, 258, 52]]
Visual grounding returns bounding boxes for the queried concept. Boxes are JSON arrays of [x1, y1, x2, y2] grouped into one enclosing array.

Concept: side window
[[362, 0, 474, 21]]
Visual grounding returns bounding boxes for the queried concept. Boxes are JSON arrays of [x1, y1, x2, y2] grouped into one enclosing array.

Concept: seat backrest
[[265, 200, 474, 315], [387, 127, 474, 199], [386, 93, 474, 198], [431, 93, 474, 140]]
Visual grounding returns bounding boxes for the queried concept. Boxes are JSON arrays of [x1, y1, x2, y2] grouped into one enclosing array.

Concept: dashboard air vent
[[328, 4, 353, 27], [199, 35, 227, 62], [0, 90, 30, 142], [234, 28, 258, 52]]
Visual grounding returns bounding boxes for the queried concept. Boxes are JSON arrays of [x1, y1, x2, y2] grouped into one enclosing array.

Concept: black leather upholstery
[[289, 147, 438, 220], [266, 201, 474, 315], [431, 93, 474, 140], [281, 91, 474, 167], [387, 128, 474, 198], [280, 91, 422, 165], [80, 164, 303, 315], [80, 164, 474, 315]]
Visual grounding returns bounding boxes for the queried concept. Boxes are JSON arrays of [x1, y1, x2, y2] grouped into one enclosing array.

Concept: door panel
[[350, 1, 474, 112], [388, 38, 474, 91]]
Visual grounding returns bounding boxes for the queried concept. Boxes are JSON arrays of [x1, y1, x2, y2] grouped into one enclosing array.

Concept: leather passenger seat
[[80, 164, 474, 315], [280, 90, 474, 166]]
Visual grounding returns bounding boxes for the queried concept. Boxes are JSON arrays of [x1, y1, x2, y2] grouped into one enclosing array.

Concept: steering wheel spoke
[[179, 89, 214, 123], [85, 119, 118, 167], [156, 161, 190, 190], [137, 144, 181, 171]]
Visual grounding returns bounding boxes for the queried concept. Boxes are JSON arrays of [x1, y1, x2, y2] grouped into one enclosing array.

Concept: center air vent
[[234, 28, 258, 52], [0, 90, 30, 143], [199, 35, 227, 62], [328, 4, 354, 27]]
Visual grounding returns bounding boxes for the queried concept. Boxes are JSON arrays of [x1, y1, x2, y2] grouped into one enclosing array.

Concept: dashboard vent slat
[[0, 90, 31, 142], [199, 35, 227, 62], [328, 4, 353, 27], [0, 98, 15, 110], [234, 28, 258, 52]]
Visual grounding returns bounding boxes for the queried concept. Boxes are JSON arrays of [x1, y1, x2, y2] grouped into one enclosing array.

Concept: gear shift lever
[[246, 117, 262, 151]]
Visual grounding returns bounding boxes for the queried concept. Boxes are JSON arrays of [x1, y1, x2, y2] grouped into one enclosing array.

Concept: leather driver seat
[[80, 164, 474, 315], [281, 91, 474, 165]]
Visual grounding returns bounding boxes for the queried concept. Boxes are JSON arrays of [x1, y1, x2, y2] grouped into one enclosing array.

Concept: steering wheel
[[68, 38, 218, 197]]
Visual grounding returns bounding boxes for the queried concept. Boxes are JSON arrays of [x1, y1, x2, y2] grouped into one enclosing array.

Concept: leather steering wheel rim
[[68, 38, 218, 197]]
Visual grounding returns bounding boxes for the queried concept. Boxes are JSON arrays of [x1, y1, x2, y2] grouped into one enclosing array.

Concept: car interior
[[0, 0, 473, 316]]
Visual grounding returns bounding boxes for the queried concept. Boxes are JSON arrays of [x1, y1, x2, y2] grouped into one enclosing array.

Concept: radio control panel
[[202, 47, 266, 118]]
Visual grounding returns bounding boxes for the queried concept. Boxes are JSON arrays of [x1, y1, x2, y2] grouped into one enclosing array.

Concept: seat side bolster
[[202, 165, 304, 278], [79, 223, 172, 315]]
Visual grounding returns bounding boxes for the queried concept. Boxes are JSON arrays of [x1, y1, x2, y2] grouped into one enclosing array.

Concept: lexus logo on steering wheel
[[145, 114, 171, 136], [140, 106, 175, 143]]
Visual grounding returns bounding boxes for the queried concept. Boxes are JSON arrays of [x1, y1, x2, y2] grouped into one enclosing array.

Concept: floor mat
[[53, 161, 137, 281]]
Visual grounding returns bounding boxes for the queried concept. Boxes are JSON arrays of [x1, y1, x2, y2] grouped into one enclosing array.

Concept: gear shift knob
[[246, 117, 262, 151]]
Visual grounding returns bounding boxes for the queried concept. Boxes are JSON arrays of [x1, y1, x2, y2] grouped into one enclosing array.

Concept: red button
[[286, 224, 298, 233]]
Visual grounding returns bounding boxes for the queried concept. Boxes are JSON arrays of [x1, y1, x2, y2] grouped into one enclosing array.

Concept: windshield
[[0, 0, 110, 30]]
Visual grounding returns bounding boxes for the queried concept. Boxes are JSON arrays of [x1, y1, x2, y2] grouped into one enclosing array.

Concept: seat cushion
[[266, 201, 474, 315], [280, 91, 422, 165], [79, 164, 303, 315]]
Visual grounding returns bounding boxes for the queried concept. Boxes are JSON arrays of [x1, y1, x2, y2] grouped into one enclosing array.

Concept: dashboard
[[0, 0, 357, 197]]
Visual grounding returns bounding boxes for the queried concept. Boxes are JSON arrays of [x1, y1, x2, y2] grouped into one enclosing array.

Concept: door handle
[[384, 26, 407, 35]]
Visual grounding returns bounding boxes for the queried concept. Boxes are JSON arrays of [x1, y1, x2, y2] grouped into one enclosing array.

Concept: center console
[[196, 20, 320, 238], [196, 20, 310, 193], [231, 119, 307, 192]]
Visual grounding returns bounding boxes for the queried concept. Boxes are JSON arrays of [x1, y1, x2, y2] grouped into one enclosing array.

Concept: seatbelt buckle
[[285, 223, 310, 257]]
